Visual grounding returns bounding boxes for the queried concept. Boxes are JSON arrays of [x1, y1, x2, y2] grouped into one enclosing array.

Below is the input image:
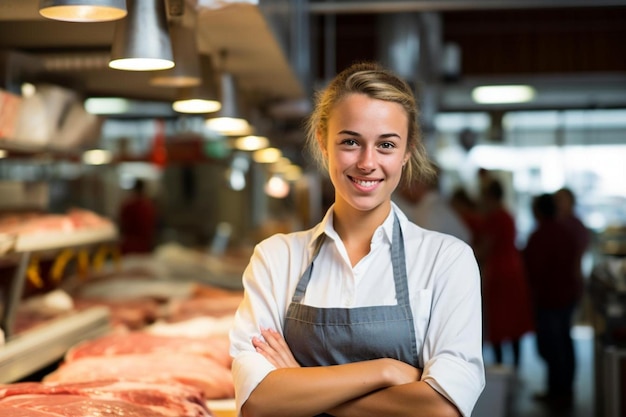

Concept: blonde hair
[[305, 61, 435, 186]]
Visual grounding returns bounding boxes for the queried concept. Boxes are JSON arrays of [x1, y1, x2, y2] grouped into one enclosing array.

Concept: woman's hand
[[252, 328, 301, 369], [379, 357, 422, 386]]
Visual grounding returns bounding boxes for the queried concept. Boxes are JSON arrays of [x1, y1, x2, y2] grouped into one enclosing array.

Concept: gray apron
[[284, 215, 419, 415]]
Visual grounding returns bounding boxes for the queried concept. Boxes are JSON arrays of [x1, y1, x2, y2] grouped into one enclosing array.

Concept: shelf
[[0, 224, 119, 341], [0, 138, 79, 159], [0, 224, 118, 256], [0, 306, 111, 383], [15, 224, 118, 253], [0, 234, 13, 256]]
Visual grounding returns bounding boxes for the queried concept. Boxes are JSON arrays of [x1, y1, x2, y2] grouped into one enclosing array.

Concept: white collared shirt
[[229, 203, 485, 417]]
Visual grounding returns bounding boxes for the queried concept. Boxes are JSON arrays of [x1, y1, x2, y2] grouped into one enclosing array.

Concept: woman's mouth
[[349, 176, 382, 190]]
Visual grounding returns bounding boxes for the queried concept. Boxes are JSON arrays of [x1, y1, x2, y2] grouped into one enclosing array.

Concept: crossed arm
[[241, 328, 460, 417]]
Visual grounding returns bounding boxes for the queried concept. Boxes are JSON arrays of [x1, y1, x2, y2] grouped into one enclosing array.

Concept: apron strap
[[391, 214, 410, 306], [292, 234, 325, 303]]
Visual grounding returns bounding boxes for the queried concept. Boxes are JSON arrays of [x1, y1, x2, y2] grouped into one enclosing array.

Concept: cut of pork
[[0, 394, 169, 416], [44, 353, 234, 399], [0, 380, 214, 417], [64, 332, 232, 368]]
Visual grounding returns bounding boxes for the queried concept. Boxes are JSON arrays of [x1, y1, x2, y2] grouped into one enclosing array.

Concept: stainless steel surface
[[1, 252, 30, 340], [109, 0, 173, 70], [0, 306, 111, 383], [150, 24, 202, 87]]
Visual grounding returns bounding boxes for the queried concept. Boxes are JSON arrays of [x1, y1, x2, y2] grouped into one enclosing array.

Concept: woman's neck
[[333, 200, 391, 266]]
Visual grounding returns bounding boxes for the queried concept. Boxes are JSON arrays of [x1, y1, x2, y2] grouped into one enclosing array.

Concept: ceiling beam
[[308, 0, 626, 14]]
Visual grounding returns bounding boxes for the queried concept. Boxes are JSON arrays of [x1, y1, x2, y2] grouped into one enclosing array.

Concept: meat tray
[[207, 398, 237, 417]]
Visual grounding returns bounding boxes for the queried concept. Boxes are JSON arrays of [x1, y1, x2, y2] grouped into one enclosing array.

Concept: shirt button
[[345, 297, 353, 306]]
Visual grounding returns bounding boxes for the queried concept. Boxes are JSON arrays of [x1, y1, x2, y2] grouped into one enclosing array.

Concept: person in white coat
[[394, 172, 472, 244], [229, 62, 485, 417]]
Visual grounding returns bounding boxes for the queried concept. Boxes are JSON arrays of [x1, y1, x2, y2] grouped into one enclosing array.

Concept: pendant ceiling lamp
[[205, 52, 252, 136], [39, 0, 127, 22], [109, 0, 174, 71], [151, 23, 202, 87], [172, 54, 221, 114]]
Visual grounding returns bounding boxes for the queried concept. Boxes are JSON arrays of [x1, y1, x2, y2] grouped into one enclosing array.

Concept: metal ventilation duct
[[376, 12, 442, 148]]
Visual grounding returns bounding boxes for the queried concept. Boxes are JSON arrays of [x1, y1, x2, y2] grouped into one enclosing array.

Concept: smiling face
[[321, 93, 410, 218]]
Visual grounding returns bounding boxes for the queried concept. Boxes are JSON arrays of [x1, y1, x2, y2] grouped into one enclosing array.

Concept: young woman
[[229, 62, 485, 417]]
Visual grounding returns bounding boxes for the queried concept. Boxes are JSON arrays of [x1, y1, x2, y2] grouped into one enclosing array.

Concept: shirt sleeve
[[228, 236, 289, 414], [420, 242, 486, 417]]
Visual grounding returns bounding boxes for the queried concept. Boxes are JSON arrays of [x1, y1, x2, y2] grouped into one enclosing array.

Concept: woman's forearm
[[242, 358, 420, 417], [329, 381, 461, 417]]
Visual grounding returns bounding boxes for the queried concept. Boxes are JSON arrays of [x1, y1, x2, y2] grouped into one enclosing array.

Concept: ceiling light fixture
[[109, 0, 174, 71], [82, 149, 113, 165], [264, 174, 290, 199], [172, 55, 221, 114], [233, 135, 269, 151], [150, 24, 201, 87], [39, 0, 127, 22], [252, 147, 282, 164], [471, 85, 536, 104], [84, 97, 130, 114], [205, 50, 252, 136], [283, 165, 303, 182]]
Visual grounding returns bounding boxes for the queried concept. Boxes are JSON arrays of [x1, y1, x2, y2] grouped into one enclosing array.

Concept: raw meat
[[65, 332, 232, 368], [73, 297, 161, 330], [0, 209, 112, 236], [0, 380, 214, 417], [164, 293, 243, 320], [0, 394, 168, 416], [148, 315, 234, 339], [67, 208, 113, 229], [44, 353, 235, 399]]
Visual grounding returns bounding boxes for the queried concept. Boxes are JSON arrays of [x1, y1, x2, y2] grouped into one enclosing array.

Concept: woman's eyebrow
[[380, 133, 401, 139], [337, 130, 401, 139], [337, 129, 361, 136]]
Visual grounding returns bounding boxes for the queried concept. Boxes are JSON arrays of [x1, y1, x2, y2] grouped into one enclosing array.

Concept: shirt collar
[[310, 203, 403, 250]]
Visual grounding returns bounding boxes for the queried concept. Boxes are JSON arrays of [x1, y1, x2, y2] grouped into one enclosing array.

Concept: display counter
[[590, 255, 626, 417], [0, 306, 110, 383]]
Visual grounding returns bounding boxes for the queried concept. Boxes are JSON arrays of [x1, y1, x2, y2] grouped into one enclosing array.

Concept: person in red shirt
[[119, 179, 157, 254], [475, 179, 534, 370]]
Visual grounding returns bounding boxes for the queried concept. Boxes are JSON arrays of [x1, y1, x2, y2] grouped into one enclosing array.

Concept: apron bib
[[284, 213, 418, 389]]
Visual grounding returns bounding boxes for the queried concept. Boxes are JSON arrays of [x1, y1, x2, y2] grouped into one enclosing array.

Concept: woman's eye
[[379, 142, 395, 149], [341, 139, 358, 146]]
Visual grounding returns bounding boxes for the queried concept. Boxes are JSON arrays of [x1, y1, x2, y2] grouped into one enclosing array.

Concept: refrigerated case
[[0, 225, 116, 383]]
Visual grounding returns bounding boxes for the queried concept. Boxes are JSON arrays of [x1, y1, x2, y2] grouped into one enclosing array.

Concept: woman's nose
[[356, 147, 376, 171]]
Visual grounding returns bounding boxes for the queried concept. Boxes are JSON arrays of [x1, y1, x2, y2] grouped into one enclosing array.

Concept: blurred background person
[[554, 187, 591, 277], [118, 179, 157, 255], [476, 178, 533, 370], [450, 187, 483, 249], [394, 169, 471, 243], [523, 193, 581, 410]]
